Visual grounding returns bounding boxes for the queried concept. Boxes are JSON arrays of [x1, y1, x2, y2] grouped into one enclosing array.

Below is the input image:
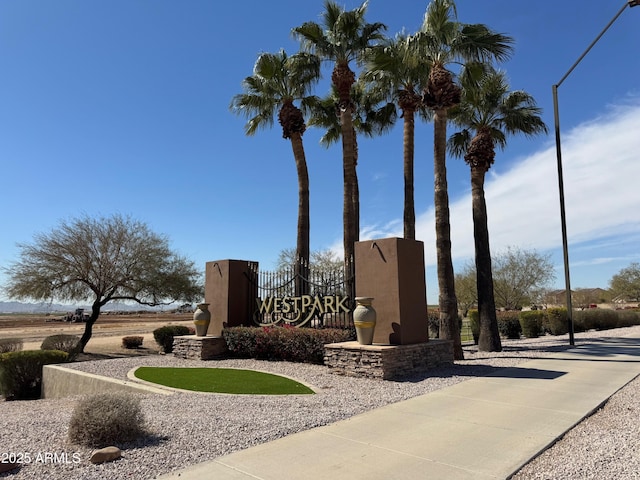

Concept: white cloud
[[571, 256, 638, 268], [360, 219, 402, 241], [405, 99, 640, 267], [327, 99, 640, 299]]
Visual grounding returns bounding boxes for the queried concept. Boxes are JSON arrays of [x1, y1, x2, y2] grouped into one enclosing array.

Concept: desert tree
[[3, 214, 202, 352], [276, 247, 343, 273], [230, 50, 321, 296], [293, 0, 387, 297], [416, 0, 514, 359], [610, 262, 640, 303], [454, 261, 478, 318], [448, 67, 547, 351], [492, 246, 555, 311], [263, 247, 345, 299]]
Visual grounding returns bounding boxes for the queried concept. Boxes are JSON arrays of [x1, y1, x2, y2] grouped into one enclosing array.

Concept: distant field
[[0, 312, 193, 343], [0, 311, 191, 325]]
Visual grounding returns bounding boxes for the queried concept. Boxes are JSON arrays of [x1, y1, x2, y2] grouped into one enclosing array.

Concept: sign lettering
[[254, 294, 351, 326]]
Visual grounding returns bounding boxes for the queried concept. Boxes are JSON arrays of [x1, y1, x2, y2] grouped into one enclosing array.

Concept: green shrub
[[0, 350, 68, 400], [153, 325, 192, 353], [0, 338, 23, 354], [617, 310, 640, 328], [122, 336, 144, 349], [41, 334, 80, 354], [593, 309, 619, 330], [519, 311, 544, 338], [543, 308, 569, 336], [496, 311, 521, 339], [572, 310, 590, 332], [573, 308, 640, 331], [223, 326, 354, 364], [68, 392, 147, 447], [468, 310, 480, 345], [574, 309, 616, 331]]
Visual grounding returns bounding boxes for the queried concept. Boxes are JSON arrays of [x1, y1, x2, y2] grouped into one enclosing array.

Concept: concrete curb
[[42, 364, 173, 399]]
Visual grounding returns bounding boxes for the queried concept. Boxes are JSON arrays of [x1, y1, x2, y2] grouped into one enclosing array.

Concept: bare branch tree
[[3, 214, 203, 352], [492, 246, 555, 310]]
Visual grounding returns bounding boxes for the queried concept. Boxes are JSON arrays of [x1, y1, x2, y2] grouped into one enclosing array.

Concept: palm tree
[[230, 50, 320, 296], [364, 34, 430, 240], [418, 0, 514, 360], [308, 80, 397, 244], [293, 0, 386, 299], [448, 68, 547, 352]]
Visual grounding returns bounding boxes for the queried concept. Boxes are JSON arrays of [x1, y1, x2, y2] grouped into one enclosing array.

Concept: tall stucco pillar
[[354, 238, 428, 345], [204, 260, 257, 335]]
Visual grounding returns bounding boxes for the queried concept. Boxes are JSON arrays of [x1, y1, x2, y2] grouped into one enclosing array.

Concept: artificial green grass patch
[[134, 367, 314, 395]]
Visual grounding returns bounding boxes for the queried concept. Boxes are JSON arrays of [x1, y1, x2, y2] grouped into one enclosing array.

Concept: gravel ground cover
[[1, 326, 639, 480]]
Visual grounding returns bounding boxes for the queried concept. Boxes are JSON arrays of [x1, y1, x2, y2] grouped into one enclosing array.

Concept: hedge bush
[[0, 350, 69, 400], [543, 308, 569, 336], [616, 310, 640, 328], [0, 338, 23, 354], [467, 310, 480, 345], [68, 392, 147, 447], [573, 309, 637, 331], [519, 311, 544, 338], [122, 336, 144, 349], [153, 325, 192, 353], [41, 334, 80, 355], [496, 311, 521, 339], [222, 326, 354, 364]]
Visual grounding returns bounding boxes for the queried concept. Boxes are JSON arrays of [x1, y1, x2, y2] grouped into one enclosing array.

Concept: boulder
[[89, 446, 122, 464], [0, 462, 20, 474]]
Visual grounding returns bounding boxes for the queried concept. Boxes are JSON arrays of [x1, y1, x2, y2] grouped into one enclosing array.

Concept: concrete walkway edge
[[156, 334, 640, 480]]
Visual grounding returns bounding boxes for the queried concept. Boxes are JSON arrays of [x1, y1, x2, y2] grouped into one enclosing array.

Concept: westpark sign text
[[254, 294, 351, 325]]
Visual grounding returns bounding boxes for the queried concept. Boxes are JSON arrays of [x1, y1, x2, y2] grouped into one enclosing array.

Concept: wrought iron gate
[[250, 260, 354, 329]]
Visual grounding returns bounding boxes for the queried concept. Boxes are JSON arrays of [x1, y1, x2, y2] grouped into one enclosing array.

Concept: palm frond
[[293, 0, 386, 65], [447, 129, 472, 158], [449, 65, 547, 164], [230, 49, 320, 137], [455, 24, 514, 64]]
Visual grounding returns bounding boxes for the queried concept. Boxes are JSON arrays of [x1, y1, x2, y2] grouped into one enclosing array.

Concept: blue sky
[[1, 1, 639, 305]]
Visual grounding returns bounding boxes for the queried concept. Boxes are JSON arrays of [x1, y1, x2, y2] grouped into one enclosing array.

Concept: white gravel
[[1, 326, 639, 480]]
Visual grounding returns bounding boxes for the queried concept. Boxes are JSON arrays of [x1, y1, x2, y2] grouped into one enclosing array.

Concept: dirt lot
[[0, 312, 193, 357]]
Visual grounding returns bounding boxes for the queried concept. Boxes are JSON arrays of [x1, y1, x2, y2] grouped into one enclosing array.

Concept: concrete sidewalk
[[156, 334, 640, 480]]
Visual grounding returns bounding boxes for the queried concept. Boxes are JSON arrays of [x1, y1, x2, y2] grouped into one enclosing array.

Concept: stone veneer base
[[172, 335, 228, 360], [323, 340, 453, 380]]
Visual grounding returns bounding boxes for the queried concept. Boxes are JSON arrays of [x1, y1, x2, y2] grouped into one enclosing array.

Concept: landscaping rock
[[89, 446, 122, 464], [0, 462, 20, 474]]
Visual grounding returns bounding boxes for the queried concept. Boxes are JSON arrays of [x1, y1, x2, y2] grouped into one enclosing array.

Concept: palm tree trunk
[[352, 128, 360, 243], [471, 166, 501, 352], [433, 109, 463, 360], [403, 109, 416, 240], [341, 107, 357, 301], [290, 133, 310, 296]]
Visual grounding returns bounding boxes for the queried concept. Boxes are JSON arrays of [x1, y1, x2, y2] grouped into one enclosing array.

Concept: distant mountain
[[0, 301, 73, 314], [0, 301, 169, 314]]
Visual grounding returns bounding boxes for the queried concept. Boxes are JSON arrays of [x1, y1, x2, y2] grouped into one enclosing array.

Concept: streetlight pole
[[553, 0, 638, 346]]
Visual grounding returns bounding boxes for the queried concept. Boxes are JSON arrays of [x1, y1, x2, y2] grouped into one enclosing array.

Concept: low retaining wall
[[172, 335, 228, 360], [324, 340, 453, 380], [42, 365, 172, 399]]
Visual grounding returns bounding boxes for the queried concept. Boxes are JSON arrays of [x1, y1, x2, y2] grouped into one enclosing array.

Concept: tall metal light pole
[[552, 0, 638, 346]]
